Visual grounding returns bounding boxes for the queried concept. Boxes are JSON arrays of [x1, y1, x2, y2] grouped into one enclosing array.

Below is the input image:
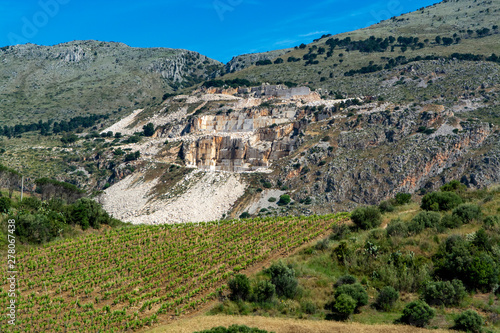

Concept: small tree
[[398, 300, 435, 327], [228, 274, 251, 301], [277, 194, 291, 206], [143, 123, 155, 137], [421, 191, 462, 211], [375, 286, 399, 311], [395, 193, 412, 205], [266, 261, 298, 298], [452, 204, 481, 223], [351, 206, 381, 230], [253, 280, 275, 303], [334, 283, 368, 310], [421, 279, 466, 306], [332, 294, 356, 320]]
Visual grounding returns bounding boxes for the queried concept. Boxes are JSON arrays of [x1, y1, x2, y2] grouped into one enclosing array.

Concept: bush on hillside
[[386, 218, 408, 237], [434, 235, 499, 292], [407, 211, 441, 235], [453, 310, 484, 333], [334, 274, 357, 287], [421, 191, 463, 211], [265, 261, 298, 298], [379, 200, 395, 213], [334, 283, 368, 310], [395, 192, 412, 205], [0, 197, 11, 213], [70, 198, 111, 230], [452, 204, 482, 223], [440, 213, 463, 229], [228, 274, 251, 301], [374, 286, 399, 311], [484, 215, 500, 230], [194, 325, 270, 333], [397, 300, 435, 327], [421, 279, 466, 306], [253, 280, 275, 303], [331, 293, 357, 320], [440, 180, 466, 193], [277, 194, 291, 206], [351, 206, 381, 230]]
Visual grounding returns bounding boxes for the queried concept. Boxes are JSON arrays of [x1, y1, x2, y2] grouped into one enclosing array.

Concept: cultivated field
[[0, 213, 348, 332]]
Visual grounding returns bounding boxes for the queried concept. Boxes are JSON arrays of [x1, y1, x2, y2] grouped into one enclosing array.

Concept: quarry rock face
[[101, 79, 499, 219]]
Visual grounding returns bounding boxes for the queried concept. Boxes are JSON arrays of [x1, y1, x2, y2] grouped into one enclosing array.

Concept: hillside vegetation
[[221, 0, 500, 102], [207, 182, 500, 332], [0, 41, 223, 125]]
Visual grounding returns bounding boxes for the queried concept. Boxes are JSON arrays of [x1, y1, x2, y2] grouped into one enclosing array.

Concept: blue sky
[[1, 0, 440, 63]]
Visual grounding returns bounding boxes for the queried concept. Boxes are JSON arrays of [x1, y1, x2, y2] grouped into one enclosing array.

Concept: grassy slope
[[220, 0, 500, 99]]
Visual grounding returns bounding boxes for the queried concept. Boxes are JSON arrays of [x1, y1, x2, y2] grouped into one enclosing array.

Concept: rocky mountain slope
[[2, 0, 499, 224], [0, 40, 223, 125], [95, 75, 498, 223]]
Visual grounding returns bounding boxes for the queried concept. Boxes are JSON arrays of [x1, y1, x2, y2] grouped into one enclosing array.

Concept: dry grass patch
[[146, 315, 452, 333]]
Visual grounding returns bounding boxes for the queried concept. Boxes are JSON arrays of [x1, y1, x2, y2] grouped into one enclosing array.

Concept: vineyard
[[0, 213, 348, 332]]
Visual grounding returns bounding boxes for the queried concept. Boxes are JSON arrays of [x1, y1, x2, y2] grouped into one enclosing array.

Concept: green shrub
[[483, 215, 499, 230], [314, 239, 329, 251], [69, 198, 111, 230], [332, 241, 352, 265], [421, 279, 466, 306], [421, 191, 463, 211], [434, 236, 499, 292], [332, 294, 356, 319], [0, 197, 11, 213], [330, 223, 351, 240], [334, 274, 357, 287], [124, 151, 140, 162], [453, 310, 484, 333], [452, 204, 482, 223], [408, 211, 441, 234], [375, 286, 399, 311], [386, 218, 408, 237], [262, 182, 272, 189], [334, 283, 368, 310], [398, 300, 435, 327], [267, 197, 277, 203], [301, 300, 317, 314], [472, 228, 491, 252], [239, 212, 251, 219], [277, 194, 291, 206], [266, 261, 298, 299], [253, 280, 275, 303], [440, 180, 466, 193], [440, 213, 463, 229], [395, 193, 412, 205], [351, 206, 382, 230], [15, 213, 64, 244], [379, 200, 395, 213], [228, 274, 251, 301], [194, 325, 270, 333], [143, 123, 155, 137], [20, 197, 42, 210]]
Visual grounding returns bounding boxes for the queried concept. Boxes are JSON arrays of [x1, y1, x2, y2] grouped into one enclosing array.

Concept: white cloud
[[299, 30, 329, 37]]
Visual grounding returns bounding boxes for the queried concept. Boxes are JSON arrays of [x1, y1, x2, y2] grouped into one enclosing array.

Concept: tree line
[[0, 114, 109, 138]]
